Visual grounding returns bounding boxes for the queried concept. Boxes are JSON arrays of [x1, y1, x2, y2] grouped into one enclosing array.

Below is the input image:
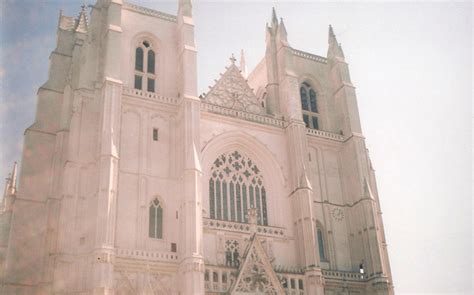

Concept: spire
[[178, 0, 193, 18], [328, 24, 336, 42], [277, 17, 288, 43], [327, 24, 345, 60], [75, 4, 88, 33], [239, 49, 247, 78], [271, 7, 278, 28]]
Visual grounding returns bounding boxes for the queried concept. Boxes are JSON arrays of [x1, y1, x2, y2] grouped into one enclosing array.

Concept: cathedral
[[0, 0, 394, 294]]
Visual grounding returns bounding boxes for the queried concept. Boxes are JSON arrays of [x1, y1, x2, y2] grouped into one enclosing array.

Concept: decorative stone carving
[[332, 208, 344, 221], [204, 58, 264, 114], [114, 271, 173, 295], [231, 234, 284, 294]]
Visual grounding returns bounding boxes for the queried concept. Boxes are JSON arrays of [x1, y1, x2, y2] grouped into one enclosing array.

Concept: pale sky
[[0, 0, 472, 293]]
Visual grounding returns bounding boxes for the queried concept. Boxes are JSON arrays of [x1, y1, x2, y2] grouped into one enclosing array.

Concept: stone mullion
[[255, 186, 262, 225], [229, 181, 235, 221], [242, 184, 248, 222]]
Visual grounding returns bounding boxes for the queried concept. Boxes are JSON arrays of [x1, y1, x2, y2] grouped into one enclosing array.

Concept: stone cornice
[[291, 48, 328, 64], [123, 2, 177, 23]]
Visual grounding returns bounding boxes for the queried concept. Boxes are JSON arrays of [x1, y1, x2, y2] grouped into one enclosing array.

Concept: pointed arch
[[298, 74, 327, 130], [208, 151, 267, 225], [130, 32, 162, 93], [149, 197, 164, 239], [202, 131, 287, 227], [316, 220, 328, 262]]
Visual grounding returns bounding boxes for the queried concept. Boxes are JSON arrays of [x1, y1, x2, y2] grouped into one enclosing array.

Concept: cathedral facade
[[0, 1, 393, 294]]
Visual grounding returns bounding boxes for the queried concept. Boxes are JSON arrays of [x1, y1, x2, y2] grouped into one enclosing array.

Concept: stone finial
[[3, 162, 17, 198], [247, 207, 258, 233], [10, 161, 17, 192], [239, 49, 247, 78], [327, 24, 345, 59], [230, 53, 237, 65], [248, 207, 257, 225], [271, 7, 278, 28], [329, 24, 336, 40], [3, 173, 11, 199], [277, 17, 288, 42], [75, 4, 89, 33]]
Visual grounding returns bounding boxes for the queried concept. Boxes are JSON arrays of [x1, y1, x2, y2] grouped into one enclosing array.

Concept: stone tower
[[0, 1, 393, 294]]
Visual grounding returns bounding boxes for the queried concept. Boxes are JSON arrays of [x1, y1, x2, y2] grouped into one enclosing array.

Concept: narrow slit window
[[153, 128, 159, 141]]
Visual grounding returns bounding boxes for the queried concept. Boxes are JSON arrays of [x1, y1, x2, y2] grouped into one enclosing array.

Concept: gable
[[204, 63, 264, 115], [231, 234, 284, 294]]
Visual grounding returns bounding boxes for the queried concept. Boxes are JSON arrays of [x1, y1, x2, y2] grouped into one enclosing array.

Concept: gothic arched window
[[134, 40, 156, 92], [300, 82, 319, 130], [209, 151, 268, 226], [317, 225, 328, 261], [149, 198, 163, 239]]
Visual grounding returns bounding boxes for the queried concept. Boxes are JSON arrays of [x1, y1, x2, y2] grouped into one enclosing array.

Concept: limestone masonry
[[0, 1, 393, 294]]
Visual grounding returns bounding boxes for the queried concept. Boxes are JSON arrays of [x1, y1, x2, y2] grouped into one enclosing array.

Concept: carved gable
[[204, 60, 264, 114], [230, 234, 284, 294]]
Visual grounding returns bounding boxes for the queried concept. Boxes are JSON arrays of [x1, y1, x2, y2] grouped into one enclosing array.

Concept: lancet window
[[149, 198, 163, 239], [300, 82, 319, 130], [209, 151, 268, 225], [134, 40, 156, 92], [317, 225, 328, 261]]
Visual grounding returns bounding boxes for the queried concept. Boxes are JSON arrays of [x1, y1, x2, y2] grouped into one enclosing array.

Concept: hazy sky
[[0, 0, 472, 294]]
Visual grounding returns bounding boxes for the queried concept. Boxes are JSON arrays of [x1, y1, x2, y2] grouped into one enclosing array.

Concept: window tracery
[[300, 82, 319, 129], [134, 40, 156, 92], [209, 151, 268, 225], [225, 240, 240, 268], [149, 198, 163, 239]]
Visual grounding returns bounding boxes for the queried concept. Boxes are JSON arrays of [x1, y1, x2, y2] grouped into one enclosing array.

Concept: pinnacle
[[75, 4, 89, 33], [271, 7, 278, 28], [329, 24, 335, 38]]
